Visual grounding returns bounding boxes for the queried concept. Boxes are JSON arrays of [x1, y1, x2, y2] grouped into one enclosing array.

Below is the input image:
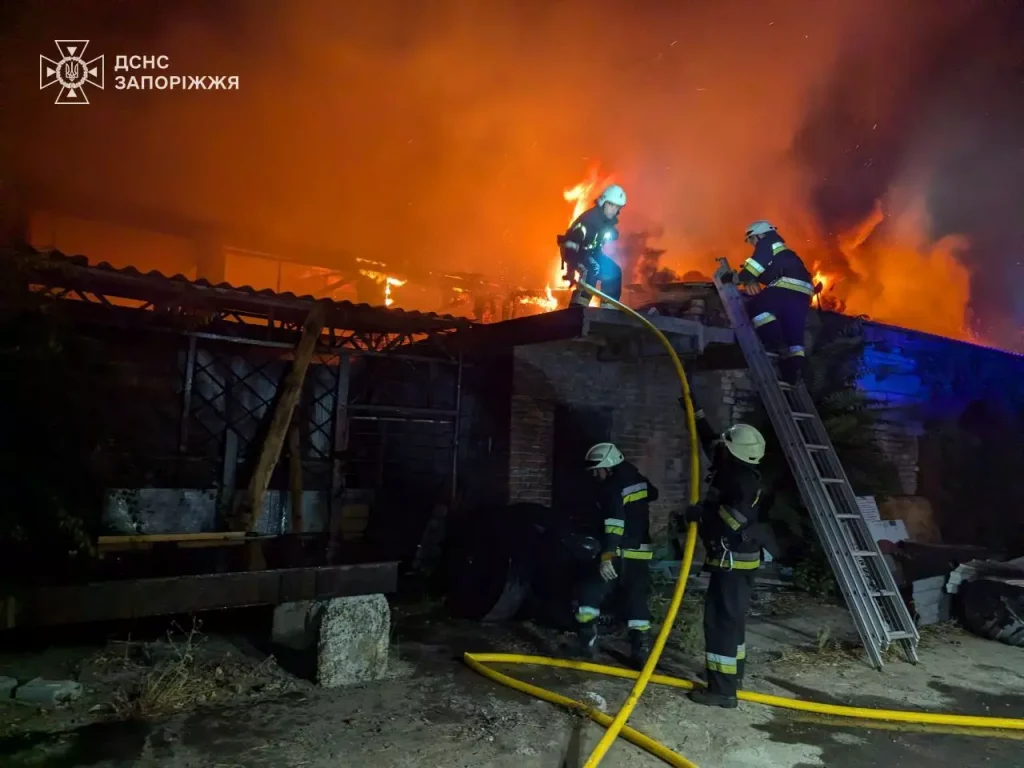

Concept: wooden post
[[240, 301, 327, 532], [288, 422, 304, 533]]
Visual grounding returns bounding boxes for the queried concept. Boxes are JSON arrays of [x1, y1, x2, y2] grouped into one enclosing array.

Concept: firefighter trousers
[[703, 567, 757, 698], [567, 254, 623, 304], [745, 287, 810, 381], [575, 555, 651, 632]]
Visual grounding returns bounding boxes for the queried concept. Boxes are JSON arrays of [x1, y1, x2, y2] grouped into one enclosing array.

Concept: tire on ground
[[959, 578, 1024, 648]]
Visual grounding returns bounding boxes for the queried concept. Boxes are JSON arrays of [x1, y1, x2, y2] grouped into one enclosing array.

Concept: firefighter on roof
[[730, 220, 814, 384], [575, 441, 657, 670], [557, 185, 626, 307], [674, 395, 769, 709]]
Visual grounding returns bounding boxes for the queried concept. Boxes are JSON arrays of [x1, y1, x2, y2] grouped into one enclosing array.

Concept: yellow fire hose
[[464, 284, 1024, 767]]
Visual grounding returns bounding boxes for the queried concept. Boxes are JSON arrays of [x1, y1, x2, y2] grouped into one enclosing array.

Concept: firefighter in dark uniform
[[575, 441, 658, 670], [557, 185, 627, 307], [675, 401, 767, 708], [729, 220, 815, 384]]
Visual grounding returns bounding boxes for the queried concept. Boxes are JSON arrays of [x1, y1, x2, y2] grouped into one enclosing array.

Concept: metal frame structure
[[17, 250, 470, 536]]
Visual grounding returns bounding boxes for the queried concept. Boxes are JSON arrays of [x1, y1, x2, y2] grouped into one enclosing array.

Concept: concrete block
[[0, 676, 17, 698], [14, 678, 83, 707], [272, 600, 324, 652], [317, 594, 390, 688]]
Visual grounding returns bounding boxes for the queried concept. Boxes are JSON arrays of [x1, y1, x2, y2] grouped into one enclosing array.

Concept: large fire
[[514, 168, 979, 344]]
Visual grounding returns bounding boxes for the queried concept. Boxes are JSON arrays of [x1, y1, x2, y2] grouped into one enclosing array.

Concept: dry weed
[[111, 619, 223, 718]]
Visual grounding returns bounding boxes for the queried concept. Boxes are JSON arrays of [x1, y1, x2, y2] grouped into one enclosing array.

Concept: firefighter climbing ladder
[[712, 258, 919, 669]]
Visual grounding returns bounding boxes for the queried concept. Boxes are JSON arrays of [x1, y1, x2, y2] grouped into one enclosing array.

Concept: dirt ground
[[0, 586, 1022, 768]]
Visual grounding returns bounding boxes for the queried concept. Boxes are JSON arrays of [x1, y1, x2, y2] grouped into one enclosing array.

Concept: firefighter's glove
[[599, 554, 618, 582], [680, 504, 704, 526]]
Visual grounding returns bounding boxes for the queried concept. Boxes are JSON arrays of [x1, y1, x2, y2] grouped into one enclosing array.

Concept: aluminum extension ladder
[[712, 258, 919, 668]]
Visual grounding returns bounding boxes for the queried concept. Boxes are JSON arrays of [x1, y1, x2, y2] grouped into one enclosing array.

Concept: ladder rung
[[835, 514, 861, 519], [805, 444, 829, 450], [852, 550, 880, 557], [820, 478, 846, 484], [778, 382, 794, 391], [887, 631, 916, 640], [791, 411, 814, 419], [871, 590, 896, 598]]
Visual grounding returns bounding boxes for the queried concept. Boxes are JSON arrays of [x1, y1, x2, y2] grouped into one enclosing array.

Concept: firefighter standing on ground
[[558, 185, 627, 306], [575, 441, 657, 670], [675, 399, 767, 708], [730, 220, 815, 384]]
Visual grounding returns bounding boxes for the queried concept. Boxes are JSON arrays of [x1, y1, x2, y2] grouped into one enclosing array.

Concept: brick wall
[[509, 341, 694, 536]]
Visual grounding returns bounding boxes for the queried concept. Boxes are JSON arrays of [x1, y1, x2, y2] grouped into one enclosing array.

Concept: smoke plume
[[1, 0, 1021, 349]]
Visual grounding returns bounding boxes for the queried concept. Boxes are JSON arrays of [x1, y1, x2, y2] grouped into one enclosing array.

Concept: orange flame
[[359, 269, 406, 307], [518, 284, 559, 311], [802, 198, 975, 341]]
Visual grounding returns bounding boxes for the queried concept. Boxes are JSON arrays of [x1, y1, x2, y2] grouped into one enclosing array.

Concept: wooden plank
[[98, 532, 249, 545], [240, 301, 327, 531], [0, 562, 399, 630]]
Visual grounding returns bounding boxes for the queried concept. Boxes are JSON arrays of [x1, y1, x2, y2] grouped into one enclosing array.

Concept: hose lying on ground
[[464, 287, 1024, 767]]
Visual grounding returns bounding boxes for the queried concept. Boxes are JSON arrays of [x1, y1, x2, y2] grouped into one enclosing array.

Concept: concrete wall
[[856, 321, 1024, 551], [501, 316, 1024, 551], [508, 340, 713, 535]]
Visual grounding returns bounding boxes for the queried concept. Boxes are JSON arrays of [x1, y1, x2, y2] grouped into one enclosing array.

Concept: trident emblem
[[40, 40, 104, 105]]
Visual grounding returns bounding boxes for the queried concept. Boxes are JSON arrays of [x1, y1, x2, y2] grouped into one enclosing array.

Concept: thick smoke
[[789, 0, 1024, 349], [1, 0, 1021, 348]]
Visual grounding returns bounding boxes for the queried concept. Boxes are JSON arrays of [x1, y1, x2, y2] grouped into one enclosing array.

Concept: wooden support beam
[[288, 422, 304, 533], [240, 301, 327, 532]]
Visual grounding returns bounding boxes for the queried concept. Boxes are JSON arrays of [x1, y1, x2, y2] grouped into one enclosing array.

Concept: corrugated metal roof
[[25, 249, 472, 327]]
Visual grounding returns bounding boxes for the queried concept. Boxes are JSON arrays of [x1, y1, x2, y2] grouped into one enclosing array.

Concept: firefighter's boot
[[628, 629, 651, 670], [576, 623, 598, 660], [688, 689, 739, 709]]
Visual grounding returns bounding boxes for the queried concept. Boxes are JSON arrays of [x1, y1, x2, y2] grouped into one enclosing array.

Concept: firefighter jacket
[[560, 204, 619, 262], [694, 411, 764, 571], [739, 232, 815, 297], [598, 461, 657, 562]]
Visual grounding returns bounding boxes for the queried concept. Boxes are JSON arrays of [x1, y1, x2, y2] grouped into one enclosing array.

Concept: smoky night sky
[[1, 0, 1022, 350]]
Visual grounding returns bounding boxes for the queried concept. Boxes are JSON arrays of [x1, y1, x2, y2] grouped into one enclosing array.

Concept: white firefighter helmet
[[721, 423, 766, 464], [744, 220, 776, 241], [585, 442, 624, 470], [597, 184, 627, 207]]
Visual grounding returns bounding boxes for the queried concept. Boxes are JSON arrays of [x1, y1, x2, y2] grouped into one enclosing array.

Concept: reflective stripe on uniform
[[737, 643, 746, 661], [706, 652, 738, 674], [752, 311, 776, 328], [628, 619, 651, 631], [771, 241, 788, 255], [769, 276, 815, 295], [621, 482, 648, 504], [707, 550, 761, 571], [718, 505, 748, 531], [576, 606, 600, 623], [742, 257, 765, 276], [783, 345, 805, 358], [622, 547, 654, 560], [604, 517, 625, 536]]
